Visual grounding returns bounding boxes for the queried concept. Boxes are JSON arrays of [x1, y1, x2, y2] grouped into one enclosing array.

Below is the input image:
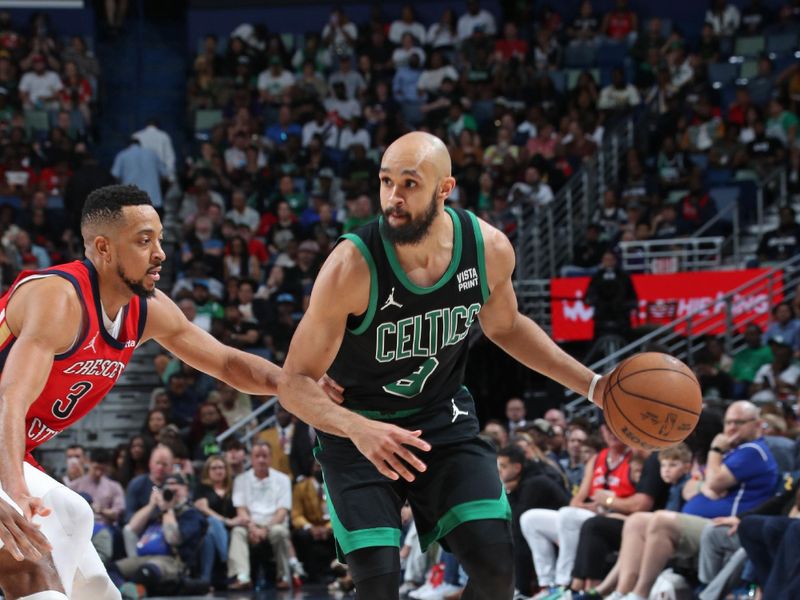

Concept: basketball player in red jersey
[[0, 185, 285, 600]]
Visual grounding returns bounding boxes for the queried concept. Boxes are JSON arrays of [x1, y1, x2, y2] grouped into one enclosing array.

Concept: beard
[[117, 264, 157, 298], [380, 190, 439, 246]]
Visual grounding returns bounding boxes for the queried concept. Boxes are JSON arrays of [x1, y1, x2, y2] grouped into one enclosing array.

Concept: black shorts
[[315, 388, 510, 561]]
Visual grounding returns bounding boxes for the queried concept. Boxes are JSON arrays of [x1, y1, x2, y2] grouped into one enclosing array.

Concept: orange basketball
[[601, 352, 702, 451]]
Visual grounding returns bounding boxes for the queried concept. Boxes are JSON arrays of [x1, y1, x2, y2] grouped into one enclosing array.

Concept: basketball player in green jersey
[[277, 132, 608, 599]]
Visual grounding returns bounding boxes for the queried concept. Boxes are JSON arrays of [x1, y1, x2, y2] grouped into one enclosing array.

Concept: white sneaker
[[604, 593, 625, 600], [416, 582, 463, 600], [400, 581, 421, 597], [409, 582, 437, 599], [620, 595, 647, 600]]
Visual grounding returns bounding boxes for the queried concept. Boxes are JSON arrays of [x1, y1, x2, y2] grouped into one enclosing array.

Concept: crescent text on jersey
[[63, 358, 127, 379]]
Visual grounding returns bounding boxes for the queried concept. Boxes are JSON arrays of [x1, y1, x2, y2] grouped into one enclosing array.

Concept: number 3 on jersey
[[52, 381, 93, 420], [382, 357, 439, 398]]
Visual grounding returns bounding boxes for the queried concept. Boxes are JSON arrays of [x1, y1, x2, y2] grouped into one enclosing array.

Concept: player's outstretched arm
[[0, 278, 78, 559], [475, 219, 608, 402], [143, 290, 281, 395], [278, 241, 430, 482]]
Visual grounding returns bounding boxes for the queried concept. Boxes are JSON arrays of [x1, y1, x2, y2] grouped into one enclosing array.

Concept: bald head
[[382, 132, 452, 179], [724, 400, 762, 445]]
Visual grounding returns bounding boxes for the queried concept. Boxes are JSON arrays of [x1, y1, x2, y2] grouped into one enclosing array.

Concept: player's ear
[[93, 235, 112, 262], [439, 176, 456, 200]]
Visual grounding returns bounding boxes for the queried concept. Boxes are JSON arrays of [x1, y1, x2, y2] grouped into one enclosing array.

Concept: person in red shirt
[[494, 22, 528, 62], [602, 0, 639, 42]]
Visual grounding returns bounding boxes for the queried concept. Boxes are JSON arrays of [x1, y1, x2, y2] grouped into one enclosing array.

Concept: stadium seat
[[709, 186, 741, 223], [707, 63, 738, 89], [566, 68, 599, 89], [733, 36, 765, 58], [766, 33, 798, 57], [194, 109, 223, 135], [689, 153, 709, 170], [706, 169, 733, 185], [739, 60, 758, 80], [24, 110, 50, 135], [564, 44, 596, 68], [548, 70, 566, 93], [596, 42, 628, 68]]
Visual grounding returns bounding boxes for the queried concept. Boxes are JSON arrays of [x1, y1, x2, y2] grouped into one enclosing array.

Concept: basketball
[[602, 352, 702, 451]]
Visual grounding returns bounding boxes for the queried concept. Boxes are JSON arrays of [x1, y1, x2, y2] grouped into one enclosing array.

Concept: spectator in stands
[[762, 302, 800, 349], [677, 167, 715, 232], [194, 455, 244, 585], [766, 98, 798, 149], [585, 251, 637, 340], [570, 450, 671, 594], [427, 8, 457, 50], [751, 334, 800, 403], [598, 68, 642, 112], [223, 438, 247, 478], [207, 381, 253, 429], [499, 444, 570, 597], [257, 402, 313, 481], [758, 206, 800, 263], [520, 422, 637, 597], [705, 0, 741, 36], [507, 165, 553, 207], [141, 408, 169, 449], [133, 118, 176, 183], [457, 0, 496, 41], [115, 473, 207, 593], [739, 0, 771, 34], [328, 55, 366, 100], [505, 397, 527, 434], [111, 139, 166, 210], [606, 401, 777, 600], [257, 56, 294, 108], [731, 323, 773, 398], [602, 0, 638, 42], [321, 7, 358, 58], [291, 460, 334, 582], [187, 401, 228, 463], [228, 440, 294, 590], [562, 426, 589, 494], [567, 0, 600, 45], [124, 443, 175, 543], [68, 448, 125, 564], [747, 118, 785, 176], [19, 53, 61, 110], [389, 5, 425, 46], [118, 434, 150, 488]]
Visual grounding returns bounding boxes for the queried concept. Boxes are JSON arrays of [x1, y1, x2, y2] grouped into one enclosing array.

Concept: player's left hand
[[319, 374, 344, 404]]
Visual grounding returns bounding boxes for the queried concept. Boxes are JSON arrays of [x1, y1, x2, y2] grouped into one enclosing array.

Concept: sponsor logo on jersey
[[456, 268, 479, 292], [124, 340, 136, 348], [63, 359, 126, 380]]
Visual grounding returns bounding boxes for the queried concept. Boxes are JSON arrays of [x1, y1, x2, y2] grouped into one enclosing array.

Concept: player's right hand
[[0, 495, 52, 561], [350, 421, 431, 482]]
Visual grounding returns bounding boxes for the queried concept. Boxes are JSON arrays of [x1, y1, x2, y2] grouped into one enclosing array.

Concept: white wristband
[[587, 374, 602, 405]]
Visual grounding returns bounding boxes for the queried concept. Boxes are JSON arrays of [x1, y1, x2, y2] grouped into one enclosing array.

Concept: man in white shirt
[[19, 54, 62, 110], [389, 5, 426, 45], [324, 82, 362, 123], [302, 105, 339, 148], [598, 67, 642, 111], [229, 441, 293, 590], [225, 188, 260, 231], [457, 0, 496, 41], [751, 336, 800, 402], [338, 117, 370, 152], [417, 51, 459, 95], [327, 55, 366, 100], [508, 166, 554, 207], [257, 57, 295, 105], [321, 8, 358, 57], [133, 119, 176, 182]]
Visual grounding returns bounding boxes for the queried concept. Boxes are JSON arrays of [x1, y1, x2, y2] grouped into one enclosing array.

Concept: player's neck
[[392, 210, 453, 270], [91, 258, 136, 318]]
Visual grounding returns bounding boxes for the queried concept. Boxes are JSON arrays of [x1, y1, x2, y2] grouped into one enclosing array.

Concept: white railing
[[618, 237, 725, 273]]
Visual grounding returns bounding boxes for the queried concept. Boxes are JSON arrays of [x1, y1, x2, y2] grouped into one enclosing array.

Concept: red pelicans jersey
[[0, 260, 147, 465]]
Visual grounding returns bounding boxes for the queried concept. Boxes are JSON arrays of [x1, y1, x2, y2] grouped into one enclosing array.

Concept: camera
[[162, 488, 174, 502]]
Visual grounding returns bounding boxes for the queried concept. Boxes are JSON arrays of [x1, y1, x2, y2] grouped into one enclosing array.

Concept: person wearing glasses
[[599, 401, 778, 600]]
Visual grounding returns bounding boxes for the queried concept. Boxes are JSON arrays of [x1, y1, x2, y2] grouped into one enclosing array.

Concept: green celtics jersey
[[327, 207, 489, 417]]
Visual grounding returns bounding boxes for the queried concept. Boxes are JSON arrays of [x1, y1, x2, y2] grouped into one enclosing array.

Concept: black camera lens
[[162, 488, 174, 502]]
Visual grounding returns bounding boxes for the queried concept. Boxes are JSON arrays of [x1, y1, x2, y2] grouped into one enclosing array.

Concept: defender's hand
[[350, 421, 431, 482], [0, 495, 52, 561], [319, 374, 345, 404]]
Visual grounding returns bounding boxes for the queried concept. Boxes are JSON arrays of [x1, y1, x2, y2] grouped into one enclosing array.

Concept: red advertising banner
[[550, 269, 781, 342]]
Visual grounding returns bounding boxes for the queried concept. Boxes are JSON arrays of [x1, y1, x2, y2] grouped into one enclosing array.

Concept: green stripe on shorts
[[418, 491, 512, 551], [323, 481, 401, 555], [351, 406, 425, 420]]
